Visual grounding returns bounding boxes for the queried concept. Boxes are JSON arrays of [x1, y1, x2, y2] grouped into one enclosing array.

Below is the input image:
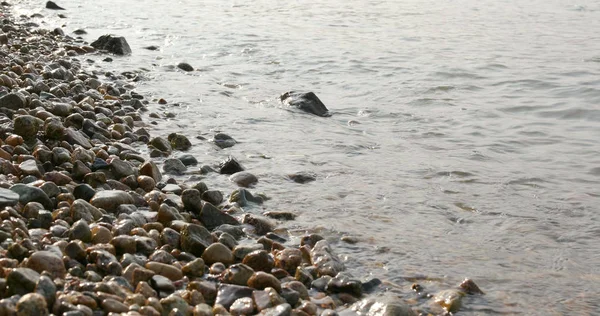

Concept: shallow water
[[13, 0, 600, 313]]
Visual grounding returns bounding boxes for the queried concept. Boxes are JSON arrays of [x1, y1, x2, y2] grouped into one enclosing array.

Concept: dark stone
[[91, 35, 132, 55], [0, 92, 24, 111], [212, 133, 236, 149], [46, 1, 65, 10], [180, 224, 213, 257], [177, 154, 198, 166], [177, 62, 194, 72], [200, 202, 239, 230], [144, 45, 159, 50], [73, 29, 87, 35], [280, 91, 331, 117], [287, 171, 317, 184], [9, 184, 53, 210], [361, 278, 382, 293], [219, 156, 244, 175], [6, 268, 40, 296], [215, 284, 254, 310], [0, 187, 19, 208], [73, 184, 96, 201]]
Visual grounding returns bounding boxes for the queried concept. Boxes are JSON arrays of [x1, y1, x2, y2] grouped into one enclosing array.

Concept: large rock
[[0, 93, 26, 111], [91, 35, 132, 55], [180, 224, 213, 257], [25, 251, 67, 279], [90, 190, 134, 212], [280, 91, 331, 117], [0, 187, 20, 208], [6, 268, 40, 296], [200, 202, 239, 230], [9, 184, 53, 210]]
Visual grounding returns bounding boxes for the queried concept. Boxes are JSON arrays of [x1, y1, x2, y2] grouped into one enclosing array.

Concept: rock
[[43, 171, 72, 185], [310, 240, 344, 277], [146, 262, 183, 281], [459, 278, 484, 295], [64, 127, 92, 149], [177, 154, 198, 166], [90, 190, 134, 212], [248, 272, 281, 292], [180, 224, 213, 257], [259, 303, 292, 316], [263, 211, 296, 221], [140, 161, 162, 182], [346, 296, 417, 316], [433, 289, 464, 313], [242, 250, 274, 273], [229, 188, 264, 207], [7, 268, 40, 296], [35, 276, 56, 309], [46, 1, 65, 10], [14, 115, 43, 141], [91, 34, 132, 55], [0, 187, 19, 208], [10, 184, 53, 210], [16, 293, 48, 316], [230, 297, 255, 315], [325, 274, 362, 297], [160, 294, 189, 316], [70, 219, 92, 242], [177, 63, 194, 71], [202, 242, 234, 265], [181, 258, 205, 277], [287, 171, 317, 184], [19, 159, 42, 178], [181, 189, 203, 213], [215, 284, 254, 310], [229, 171, 258, 187], [101, 298, 129, 313], [280, 91, 331, 117], [222, 263, 254, 286], [0, 93, 26, 110], [110, 158, 136, 179], [163, 158, 187, 175], [168, 133, 192, 151], [199, 202, 239, 230], [26, 251, 66, 278], [149, 136, 172, 153], [44, 117, 65, 140], [219, 156, 244, 174], [202, 190, 223, 205], [212, 133, 236, 149]]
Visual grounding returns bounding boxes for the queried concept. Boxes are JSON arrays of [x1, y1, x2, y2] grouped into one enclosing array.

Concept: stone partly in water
[[46, 1, 65, 10], [280, 91, 331, 117], [212, 133, 236, 149], [433, 289, 465, 313], [287, 171, 317, 184], [163, 158, 187, 175], [229, 171, 258, 187], [199, 202, 240, 230], [177, 62, 194, 72], [219, 156, 244, 174], [91, 34, 132, 55], [343, 295, 417, 316], [168, 133, 192, 151]]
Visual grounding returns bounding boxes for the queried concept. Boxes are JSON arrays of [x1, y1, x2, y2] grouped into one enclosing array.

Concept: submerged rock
[[177, 62, 194, 71], [91, 34, 132, 55], [280, 91, 331, 117], [46, 1, 65, 10]]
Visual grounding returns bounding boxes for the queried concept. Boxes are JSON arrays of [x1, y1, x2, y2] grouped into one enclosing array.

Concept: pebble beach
[[0, 2, 486, 315]]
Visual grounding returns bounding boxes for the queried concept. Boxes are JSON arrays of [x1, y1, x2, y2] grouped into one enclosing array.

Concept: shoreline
[[0, 2, 484, 315]]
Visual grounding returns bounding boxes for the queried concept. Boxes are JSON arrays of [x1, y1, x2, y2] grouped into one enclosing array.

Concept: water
[[12, 0, 600, 313]]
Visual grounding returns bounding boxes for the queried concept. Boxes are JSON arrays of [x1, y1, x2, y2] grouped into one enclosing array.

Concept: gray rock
[[177, 154, 198, 166], [0, 93, 26, 110], [180, 224, 213, 257], [10, 184, 53, 210], [163, 158, 187, 175], [90, 190, 134, 212], [212, 133, 236, 149], [215, 284, 254, 310], [64, 127, 92, 149], [26, 251, 66, 279], [280, 91, 331, 117], [287, 171, 317, 184], [200, 202, 239, 230], [91, 34, 132, 55], [7, 268, 41, 296], [35, 275, 56, 309], [0, 187, 19, 208], [202, 189, 223, 205], [181, 189, 202, 213], [177, 62, 194, 72], [14, 115, 43, 141], [19, 159, 42, 178], [229, 171, 258, 187], [258, 303, 292, 316], [310, 240, 344, 277], [149, 136, 172, 153]]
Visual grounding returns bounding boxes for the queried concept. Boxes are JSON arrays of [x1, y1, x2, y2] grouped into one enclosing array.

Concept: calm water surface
[[13, 0, 600, 314]]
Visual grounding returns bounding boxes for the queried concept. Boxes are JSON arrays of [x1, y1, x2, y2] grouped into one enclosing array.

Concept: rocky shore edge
[[0, 2, 483, 315]]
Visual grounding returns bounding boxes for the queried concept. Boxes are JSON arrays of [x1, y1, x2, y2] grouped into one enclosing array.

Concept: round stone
[[16, 293, 48, 316], [90, 190, 134, 212], [202, 242, 234, 266]]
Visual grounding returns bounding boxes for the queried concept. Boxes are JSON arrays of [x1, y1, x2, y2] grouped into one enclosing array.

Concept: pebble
[[90, 190, 134, 212], [16, 293, 48, 316], [202, 242, 234, 265], [25, 250, 67, 278]]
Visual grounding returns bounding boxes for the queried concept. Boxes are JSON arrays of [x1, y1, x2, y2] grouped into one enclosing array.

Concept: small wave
[[537, 108, 600, 121]]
